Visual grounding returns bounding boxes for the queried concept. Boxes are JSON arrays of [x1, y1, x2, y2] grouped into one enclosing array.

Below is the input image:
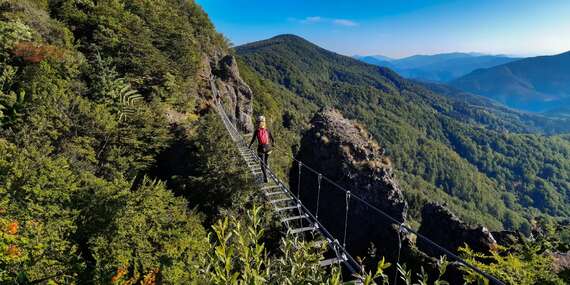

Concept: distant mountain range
[[451, 51, 570, 113], [353, 53, 517, 82]]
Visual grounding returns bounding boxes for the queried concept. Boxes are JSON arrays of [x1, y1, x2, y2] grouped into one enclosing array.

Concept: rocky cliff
[[201, 53, 254, 133], [290, 108, 408, 259]]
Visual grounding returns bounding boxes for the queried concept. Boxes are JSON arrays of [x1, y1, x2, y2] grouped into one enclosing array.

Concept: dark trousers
[[258, 152, 269, 182]]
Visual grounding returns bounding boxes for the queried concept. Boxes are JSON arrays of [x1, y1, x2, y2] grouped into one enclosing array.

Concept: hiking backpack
[[257, 128, 269, 145]]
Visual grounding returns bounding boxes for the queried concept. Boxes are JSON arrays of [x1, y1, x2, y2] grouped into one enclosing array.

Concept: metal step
[[319, 256, 344, 267], [270, 197, 293, 204], [264, 190, 285, 196], [281, 214, 308, 223], [275, 205, 300, 212], [310, 239, 329, 248], [289, 226, 315, 234], [261, 185, 280, 191]]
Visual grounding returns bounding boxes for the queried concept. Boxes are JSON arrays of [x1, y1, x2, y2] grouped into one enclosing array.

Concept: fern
[[115, 83, 142, 122], [90, 53, 142, 122]]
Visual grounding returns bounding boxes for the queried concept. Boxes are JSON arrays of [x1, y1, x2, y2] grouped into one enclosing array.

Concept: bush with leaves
[[0, 139, 83, 283], [200, 204, 343, 284], [459, 244, 566, 285], [89, 178, 208, 284]]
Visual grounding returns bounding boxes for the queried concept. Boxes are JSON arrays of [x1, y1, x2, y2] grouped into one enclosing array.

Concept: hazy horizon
[[197, 0, 570, 58]]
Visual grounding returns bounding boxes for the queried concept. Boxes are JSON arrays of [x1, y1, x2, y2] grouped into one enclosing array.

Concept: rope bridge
[[210, 78, 505, 285]]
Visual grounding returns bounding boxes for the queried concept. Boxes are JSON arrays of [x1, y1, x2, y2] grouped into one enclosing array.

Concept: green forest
[[0, 0, 345, 283], [1, 0, 570, 284]]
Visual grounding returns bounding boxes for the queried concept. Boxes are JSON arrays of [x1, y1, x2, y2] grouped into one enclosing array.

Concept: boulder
[[418, 203, 497, 256], [290, 108, 408, 259]]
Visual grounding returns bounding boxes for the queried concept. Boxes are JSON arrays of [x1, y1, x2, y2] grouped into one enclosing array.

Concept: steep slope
[[452, 51, 570, 112], [0, 0, 263, 283], [355, 52, 516, 82], [237, 34, 570, 231]]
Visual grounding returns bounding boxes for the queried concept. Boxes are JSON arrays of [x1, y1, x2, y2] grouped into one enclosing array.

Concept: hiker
[[248, 115, 274, 183]]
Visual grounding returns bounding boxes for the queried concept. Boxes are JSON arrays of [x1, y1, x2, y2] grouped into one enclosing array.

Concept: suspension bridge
[[210, 78, 505, 285]]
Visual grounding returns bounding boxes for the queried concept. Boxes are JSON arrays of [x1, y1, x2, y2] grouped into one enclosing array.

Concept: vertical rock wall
[[201, 53, 254, 133], [290, 108, 408, 259]]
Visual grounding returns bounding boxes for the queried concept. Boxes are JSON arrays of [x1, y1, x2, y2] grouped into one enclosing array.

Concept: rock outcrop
[[201, 53, 254, 133], [418, 203, 498, 256], [491, 230, 522, 248], [552, 252, 570, 276], [290, 108, 408, 259]]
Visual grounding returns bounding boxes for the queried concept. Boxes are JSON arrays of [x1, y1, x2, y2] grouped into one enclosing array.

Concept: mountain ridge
[[452, 51, 570, 112], [354, 52, 517, 82]]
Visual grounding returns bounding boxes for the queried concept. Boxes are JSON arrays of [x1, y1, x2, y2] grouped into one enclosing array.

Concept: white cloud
[[293, 16, 358, 27], [332, 19, 358, 27], [302, 16, 322, 24]]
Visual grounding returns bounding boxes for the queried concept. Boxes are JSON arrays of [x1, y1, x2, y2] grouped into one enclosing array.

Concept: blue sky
[[196, 0, 570, 58]]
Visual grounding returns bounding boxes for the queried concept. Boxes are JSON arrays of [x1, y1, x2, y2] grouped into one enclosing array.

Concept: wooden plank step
[[289, 226, 315, 234], [275, 205, 299, 212], [281, 214, 308, 223], [264, 191, 285, 196], [270, 197, 293, 204], [319, 256, 344, 267]]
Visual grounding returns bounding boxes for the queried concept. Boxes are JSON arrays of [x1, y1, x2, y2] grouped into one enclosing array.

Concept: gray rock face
[[418, 202, 498, 256], [290, 108, 408, 258], [206, 54, 254, 133]]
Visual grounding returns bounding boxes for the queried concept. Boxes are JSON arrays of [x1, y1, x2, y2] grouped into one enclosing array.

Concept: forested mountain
[[237, 34, 570, 231], [354, 52, 516, 82], [452, 51, 570, 112], [0, 1, 339, 283]]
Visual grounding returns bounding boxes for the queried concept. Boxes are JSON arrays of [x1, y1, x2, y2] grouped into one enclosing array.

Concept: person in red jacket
[[249, 115, 274, 183]]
